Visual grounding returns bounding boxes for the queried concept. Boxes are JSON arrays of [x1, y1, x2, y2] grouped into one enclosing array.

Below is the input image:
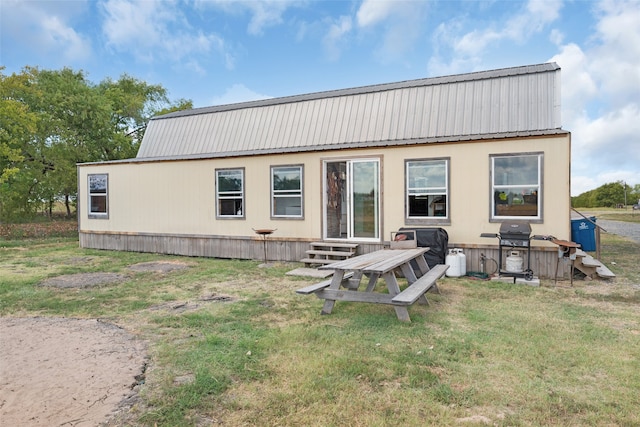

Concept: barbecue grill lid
[[499, 221, 532, 236]]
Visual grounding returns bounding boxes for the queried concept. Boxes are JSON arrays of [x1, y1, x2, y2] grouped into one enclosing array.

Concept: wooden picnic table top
[[301, 247, 444, 322], [318, 248, 429, 274]]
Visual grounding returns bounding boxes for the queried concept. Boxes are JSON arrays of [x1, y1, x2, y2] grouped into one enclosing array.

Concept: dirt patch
[[39, 272, 127, 288], [0, 317, 147, 427], [37, 261, 191, 289], [148, 293, 235, 313], [128, 261, 191, 273]]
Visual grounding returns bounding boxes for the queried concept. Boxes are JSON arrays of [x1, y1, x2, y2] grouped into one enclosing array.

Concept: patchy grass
[[1, 227, 639, 426]]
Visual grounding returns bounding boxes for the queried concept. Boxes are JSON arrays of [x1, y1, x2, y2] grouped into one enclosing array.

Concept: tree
[[0, 67, 37, 185], [0, 66, 192, 221], [572, 181, 638, 208]]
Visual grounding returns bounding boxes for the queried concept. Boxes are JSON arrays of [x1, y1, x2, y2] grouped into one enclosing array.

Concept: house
[[77, 63, 572, 278]]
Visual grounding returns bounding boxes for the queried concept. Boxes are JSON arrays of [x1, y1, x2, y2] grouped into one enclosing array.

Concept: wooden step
[[574, 248, 587, 257], [310, 242, 359, 249], [579, 254, 601, 268], [299, 258, 342, 265], [574, 262, 597, 278], [575, 249, 600, 267], [305, 249, 355, 257], [573, 249, 616, 279], [596, 265, 616, 278]]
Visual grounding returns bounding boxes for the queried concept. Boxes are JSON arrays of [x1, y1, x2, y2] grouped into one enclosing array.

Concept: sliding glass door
[[324, 159, 380, 240]]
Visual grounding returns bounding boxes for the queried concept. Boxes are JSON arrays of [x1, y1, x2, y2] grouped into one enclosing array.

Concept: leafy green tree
[[573, 181, 639, 208], [0, 66, 192, 221], [631, 184, 640, 206], [0, 67, 37, 185]]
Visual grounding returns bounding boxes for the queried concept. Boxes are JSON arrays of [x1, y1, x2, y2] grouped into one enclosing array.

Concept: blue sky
[[1, 0, 639, 196]]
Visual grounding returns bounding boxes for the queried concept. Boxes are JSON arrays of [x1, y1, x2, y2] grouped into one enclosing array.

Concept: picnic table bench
[[296, 248, 448, 322]]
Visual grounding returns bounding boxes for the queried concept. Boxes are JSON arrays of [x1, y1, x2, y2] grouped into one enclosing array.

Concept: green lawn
[[1, 226, 639, 426]]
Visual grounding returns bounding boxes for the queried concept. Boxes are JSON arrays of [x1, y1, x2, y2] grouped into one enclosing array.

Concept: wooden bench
[[296, 272, 355, 295], [391, 264, 448, 306]]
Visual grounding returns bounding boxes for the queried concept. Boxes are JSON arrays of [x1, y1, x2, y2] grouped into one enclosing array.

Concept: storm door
[[324, 159, 380, 241]]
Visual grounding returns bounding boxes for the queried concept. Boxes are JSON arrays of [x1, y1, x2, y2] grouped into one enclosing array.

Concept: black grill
[[498, 221, 532, 247], [480, 221, 534, 281]]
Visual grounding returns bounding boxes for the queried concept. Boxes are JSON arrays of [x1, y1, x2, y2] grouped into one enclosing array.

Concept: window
[[216, 168, 244, 218], [88, 174, 108, 218], [406, 159, 449, 221], [491, 153, 542, 220], [272, 165, 303, 218]]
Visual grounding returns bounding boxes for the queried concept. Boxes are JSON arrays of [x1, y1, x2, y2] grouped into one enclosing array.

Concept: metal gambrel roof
[[137, 63, 563, 160]]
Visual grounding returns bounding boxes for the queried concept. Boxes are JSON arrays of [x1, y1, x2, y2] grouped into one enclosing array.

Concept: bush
[[0, 220, 78, 240]]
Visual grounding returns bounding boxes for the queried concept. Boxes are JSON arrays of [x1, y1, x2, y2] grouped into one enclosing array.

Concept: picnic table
[[296, 248, 449, 322]]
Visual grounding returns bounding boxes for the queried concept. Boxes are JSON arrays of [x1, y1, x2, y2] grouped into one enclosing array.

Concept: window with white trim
[[491, 153, 542, 219], [406, 159, 449, 220], [216, 168, 244, 218], [271, 165, 303, 218], [88, 174, 108, 218]]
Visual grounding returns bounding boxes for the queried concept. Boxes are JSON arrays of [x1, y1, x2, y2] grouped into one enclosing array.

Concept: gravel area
[[596, 219, 640, 244]]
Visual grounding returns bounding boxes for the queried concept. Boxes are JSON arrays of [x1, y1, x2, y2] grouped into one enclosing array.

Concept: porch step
[[309, 242, 359, 249], [301, 242, 359, 267], [573, 249, 616, 280], [299, 257, 343, 265], [306, 249, 357, 257], [575, 250, 600, 267]]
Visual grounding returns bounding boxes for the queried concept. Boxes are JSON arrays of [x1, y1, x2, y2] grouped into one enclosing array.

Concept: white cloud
[[0, 0, 92, 64], [322, 16, 353, 61], [356, 0, 395, 27], [244, 0, 293, 36], [355, 0, 429, 63], [100, 0, 232, 69], [195, 0, 302, 36], [210, 83, 272, 106], [429, 0, 562, 74], [549, 29, 564, 45], [589, 0, 640, 107], [549, 0, 640, 194], [549, 43, 598, 122]]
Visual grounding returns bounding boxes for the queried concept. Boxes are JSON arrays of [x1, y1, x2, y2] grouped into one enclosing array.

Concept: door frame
[[322, 156, 382, 242]]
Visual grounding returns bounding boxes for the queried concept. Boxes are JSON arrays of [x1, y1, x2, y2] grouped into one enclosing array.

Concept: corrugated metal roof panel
[[137, 63, 562, 159]]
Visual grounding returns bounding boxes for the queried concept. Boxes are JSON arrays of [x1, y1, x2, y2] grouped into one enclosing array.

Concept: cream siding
[[79, 134, 571, 246]]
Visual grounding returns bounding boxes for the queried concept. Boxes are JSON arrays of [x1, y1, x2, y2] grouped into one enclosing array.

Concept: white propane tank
[[446, 249, 463, 277], [506, 251, 523, 273], [456, 248, 467, 276]]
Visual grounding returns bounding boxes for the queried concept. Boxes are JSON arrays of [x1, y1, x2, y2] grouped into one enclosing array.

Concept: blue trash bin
[[571, 217, 596, 252]]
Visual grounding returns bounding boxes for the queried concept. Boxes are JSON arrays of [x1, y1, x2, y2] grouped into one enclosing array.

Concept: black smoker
[[481, 221, 534, 281], [397, 227, 449, 269]]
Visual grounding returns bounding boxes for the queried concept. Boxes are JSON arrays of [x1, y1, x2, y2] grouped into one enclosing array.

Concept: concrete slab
[[286, 268, 333, 278], [515, 277, 540, 287], [491, 276, 540, 287]]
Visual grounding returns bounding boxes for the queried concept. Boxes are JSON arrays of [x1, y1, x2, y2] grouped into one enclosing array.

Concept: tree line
[[1, 66, 192, 221], [572, 181, 640, 208]]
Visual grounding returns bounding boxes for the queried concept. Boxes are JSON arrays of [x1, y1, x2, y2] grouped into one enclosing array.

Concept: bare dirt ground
[[0, 317, 147, 427], [0, 261, 190, 426]]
